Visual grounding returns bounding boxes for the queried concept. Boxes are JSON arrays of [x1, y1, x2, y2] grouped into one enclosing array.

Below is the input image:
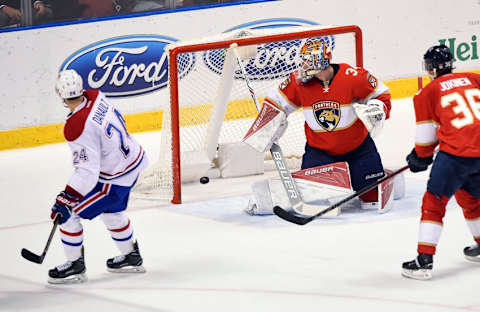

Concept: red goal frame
[[167, 25, 363, 203]]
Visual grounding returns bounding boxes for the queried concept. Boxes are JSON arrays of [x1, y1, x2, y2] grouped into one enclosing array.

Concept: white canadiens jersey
[[63, 90, 148, 197]]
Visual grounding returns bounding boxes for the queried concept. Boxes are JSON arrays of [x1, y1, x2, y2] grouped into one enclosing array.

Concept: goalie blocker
[[242, 100, 288, 153], [245, 162, 405, 216]]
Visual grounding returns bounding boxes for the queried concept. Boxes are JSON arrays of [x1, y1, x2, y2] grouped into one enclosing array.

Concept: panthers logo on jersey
[[367, 73, 377, 89], [312, 101, 341, 131]]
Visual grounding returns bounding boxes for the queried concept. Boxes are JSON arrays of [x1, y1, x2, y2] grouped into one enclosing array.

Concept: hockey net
[[133, 25, 363, 203]]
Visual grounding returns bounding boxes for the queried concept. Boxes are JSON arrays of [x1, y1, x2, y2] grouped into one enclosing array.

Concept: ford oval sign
[[203, 18, 335, 81], [60, 35, 194, 97]]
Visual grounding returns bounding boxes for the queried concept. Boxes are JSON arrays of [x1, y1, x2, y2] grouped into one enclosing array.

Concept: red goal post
[[135, 25, 363, 204]]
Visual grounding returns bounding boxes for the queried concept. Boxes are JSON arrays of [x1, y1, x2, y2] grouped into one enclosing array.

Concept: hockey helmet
[[299, 39, 332, 76], [55, 69, 84, 99], [423, 44, 453, 78]]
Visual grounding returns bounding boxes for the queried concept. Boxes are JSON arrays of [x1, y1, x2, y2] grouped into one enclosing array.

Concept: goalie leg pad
[[392, 170, 406, 200], [378, 177, 395, 213], [359, 181, 394, 213], [246, 163, 355, 216], [360, 168, 403, 213], [245, 179, 287, 215], [245, 180, 274, 215]]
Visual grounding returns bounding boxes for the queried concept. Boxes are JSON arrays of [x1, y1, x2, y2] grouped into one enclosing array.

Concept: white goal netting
[[133, 25, 362, 203]]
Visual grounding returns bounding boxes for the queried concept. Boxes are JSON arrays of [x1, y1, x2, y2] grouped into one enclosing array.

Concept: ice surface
[[1, 98, 479, 312]]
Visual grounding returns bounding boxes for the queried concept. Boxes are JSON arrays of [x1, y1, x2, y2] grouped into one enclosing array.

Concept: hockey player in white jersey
[[47, 69, 149, 284]]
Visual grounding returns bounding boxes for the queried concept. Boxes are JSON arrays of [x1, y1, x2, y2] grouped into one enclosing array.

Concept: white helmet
[[55, 69, 84, 99]]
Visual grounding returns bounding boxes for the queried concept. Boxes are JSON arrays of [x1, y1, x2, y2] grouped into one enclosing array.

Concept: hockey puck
[[200, 176, 209, 184]]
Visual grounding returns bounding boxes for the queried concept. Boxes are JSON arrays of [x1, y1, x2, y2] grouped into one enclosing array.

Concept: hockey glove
[[50, 191, 79, 224], [353, 99, 386, 137], [243, 101, 288, 153], [406, 148, 433, 173]]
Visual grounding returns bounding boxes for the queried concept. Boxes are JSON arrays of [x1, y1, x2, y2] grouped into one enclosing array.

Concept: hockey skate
[[48, 251, 87, 284], [464, 243, 480, 262], [107, 241, 146, 273], [401, 253, 433, 280]]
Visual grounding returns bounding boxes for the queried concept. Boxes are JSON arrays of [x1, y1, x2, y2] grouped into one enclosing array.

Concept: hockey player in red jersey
[[243, 39, 394, 215], [402, 45, 480, 280], [47, 70, 149, 284]]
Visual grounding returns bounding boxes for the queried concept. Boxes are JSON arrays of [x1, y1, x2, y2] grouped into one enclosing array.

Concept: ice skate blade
[[401, 269, 432, 280], [107, 265, 146, 273], [48, 273, 88, 284], [465, 255, 480, 263]]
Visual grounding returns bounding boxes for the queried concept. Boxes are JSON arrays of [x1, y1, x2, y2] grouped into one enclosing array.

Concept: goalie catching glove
[[242, 100, 288, 153], [353, 99, 386, 137]]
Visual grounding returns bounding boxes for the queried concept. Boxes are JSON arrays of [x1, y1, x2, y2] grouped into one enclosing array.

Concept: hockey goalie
[[242, 39, 405, 216]]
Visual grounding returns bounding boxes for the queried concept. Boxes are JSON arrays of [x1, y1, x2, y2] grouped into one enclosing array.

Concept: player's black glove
[[406, 148, 433, 173]]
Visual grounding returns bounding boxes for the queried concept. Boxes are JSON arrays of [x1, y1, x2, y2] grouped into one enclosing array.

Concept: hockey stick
[[274, 165, 409, 225], [231, 43, 304, 212], [21, 215, 60, 264]]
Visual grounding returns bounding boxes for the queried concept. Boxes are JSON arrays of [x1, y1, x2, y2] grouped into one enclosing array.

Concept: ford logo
[[60, 35, 195, 97], [203, 18, 334, 81]]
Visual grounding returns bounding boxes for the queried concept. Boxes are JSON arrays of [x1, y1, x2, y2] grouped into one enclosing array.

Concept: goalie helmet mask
[[298, 39, 332, 83], [423, 44, 454, 79], [55, 69, 84, 100]]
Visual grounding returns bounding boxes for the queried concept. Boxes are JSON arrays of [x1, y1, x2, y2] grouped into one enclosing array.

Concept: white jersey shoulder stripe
[[415, 121, 439, 145]]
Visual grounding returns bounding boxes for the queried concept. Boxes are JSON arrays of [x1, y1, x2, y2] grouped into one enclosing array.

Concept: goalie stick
[[273, 165, 409, 225], [21, 215, 60, 264], [231, 43, 304, 212]]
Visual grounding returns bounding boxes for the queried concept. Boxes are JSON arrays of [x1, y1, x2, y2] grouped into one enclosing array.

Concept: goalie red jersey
[[413, 72, 480, 158], [265, 63, 391, 155]]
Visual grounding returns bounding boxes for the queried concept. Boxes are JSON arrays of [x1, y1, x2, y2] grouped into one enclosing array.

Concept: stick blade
[[21, 248, 44, 264], [273, 206, 313, 225]]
